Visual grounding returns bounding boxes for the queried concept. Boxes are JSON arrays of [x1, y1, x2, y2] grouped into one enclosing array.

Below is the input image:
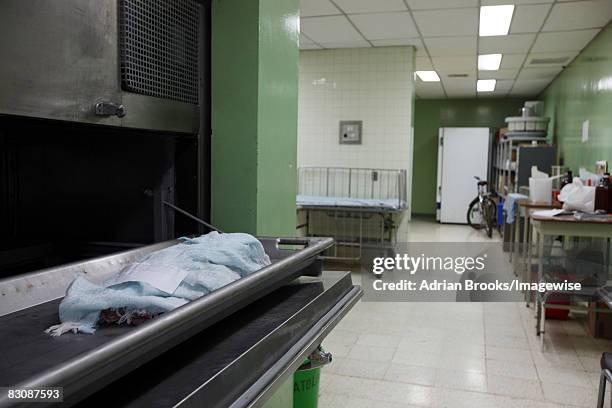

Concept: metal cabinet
[[0, 0, 199, 133]]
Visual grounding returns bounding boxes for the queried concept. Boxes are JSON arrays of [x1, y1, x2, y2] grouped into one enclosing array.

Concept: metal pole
[[162, 200, 223, 233]]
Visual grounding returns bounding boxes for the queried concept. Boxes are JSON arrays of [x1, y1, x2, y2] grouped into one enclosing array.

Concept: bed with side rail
[[297, 167, 408, 261]]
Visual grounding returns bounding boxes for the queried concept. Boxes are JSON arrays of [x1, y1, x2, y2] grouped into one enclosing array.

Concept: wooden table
[[531, 213, 612, 337]]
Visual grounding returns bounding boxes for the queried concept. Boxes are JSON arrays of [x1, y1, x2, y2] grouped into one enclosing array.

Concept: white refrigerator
[[436, 127, 492, 224]]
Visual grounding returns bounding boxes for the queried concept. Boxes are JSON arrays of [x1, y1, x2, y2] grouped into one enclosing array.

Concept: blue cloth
[[46, 232, 271, 336], [503, 193, 528, 224]]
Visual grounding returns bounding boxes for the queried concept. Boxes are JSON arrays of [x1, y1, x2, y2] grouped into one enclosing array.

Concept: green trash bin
[[293, 347, 332, 408]]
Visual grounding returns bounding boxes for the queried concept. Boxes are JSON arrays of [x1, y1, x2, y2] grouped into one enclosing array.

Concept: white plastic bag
[[559, 177, 595, 212]]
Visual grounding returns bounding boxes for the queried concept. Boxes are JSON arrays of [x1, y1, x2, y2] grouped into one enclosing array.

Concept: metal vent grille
[[530, 57, 569, 65], [120, 0, 200, 105]]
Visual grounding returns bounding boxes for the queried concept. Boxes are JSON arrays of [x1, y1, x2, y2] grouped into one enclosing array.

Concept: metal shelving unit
[[494, 135, 552, 196]]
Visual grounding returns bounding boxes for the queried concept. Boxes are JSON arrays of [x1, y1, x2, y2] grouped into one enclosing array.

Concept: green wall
[[541, 23, 612, 172], [412, 98, 525, 215], [211, 0, 299, 236]]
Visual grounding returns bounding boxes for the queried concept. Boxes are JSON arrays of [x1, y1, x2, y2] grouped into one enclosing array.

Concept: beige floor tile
[[384, 363, 437, 386], [578, 354, 603, 373], [531, 350, 583, 370], [433, 388, 509, 408], [356, 332, 402, 348], [372, 380, 436, 406], [348, 344, 397, 363], [325, 328, 360, 346], [435, 369, 487, 392], [541, 382, 597, 407], [486, 346, 534, 364], [486, 374, 544, 400], [486, 359, 539, 380], [392, 350, 441, 368], [336, 358, 389, 380], [536, 366, 592, 388], [486, 333, 531, 350]]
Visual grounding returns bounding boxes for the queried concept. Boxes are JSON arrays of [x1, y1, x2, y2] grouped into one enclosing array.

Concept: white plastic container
[[529, 177, 553, 204]]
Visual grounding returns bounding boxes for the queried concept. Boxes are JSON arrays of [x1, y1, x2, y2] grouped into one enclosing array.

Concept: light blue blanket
[[46, 232, 271, 336], [503, 193, 529, 224]]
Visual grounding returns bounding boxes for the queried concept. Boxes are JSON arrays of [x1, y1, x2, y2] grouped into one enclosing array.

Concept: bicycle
[[466, 176, 499, 238]]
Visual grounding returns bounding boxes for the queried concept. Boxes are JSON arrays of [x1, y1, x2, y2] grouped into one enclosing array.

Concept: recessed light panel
[[416, 71, 441, 82], [479, 5, 514, 37], [477, 79, 496, 92], [478, 54, 502, 71]]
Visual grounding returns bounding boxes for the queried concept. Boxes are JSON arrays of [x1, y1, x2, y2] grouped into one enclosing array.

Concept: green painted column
[[211, 0, 299, 236]]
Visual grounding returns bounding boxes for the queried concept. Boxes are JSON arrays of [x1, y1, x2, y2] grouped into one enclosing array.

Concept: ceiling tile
[[300, 0, 340, 17], [301, 16, 365, 44], [444, 78, 477, 98], [300, 33, 315, 45], [478, 68, 519, 80], [406, 0, 477, 9], [350, 12, 418, 40], [319, 40, 371, 48], [425, 37, 477, 57], [494, 79, 515, 92], [413, 8, 478, 37], [532, 29, 599, 53], [431, 56, 476, 71], [300, 43, 323, 50], [543, 0, 612, 32], [518, 66, 563, 80], [371, 38, 423, 48], [415, 81, 446, 98], [524, 51, 578, 67], [499, 54, 526, 69], [510, 79, 551, 96], [478, 34, 536, 54], [415, 56, 433, 70], [332, 0, 406, 14], [510, 4, 552, 34], [482, 0, 553, 4]]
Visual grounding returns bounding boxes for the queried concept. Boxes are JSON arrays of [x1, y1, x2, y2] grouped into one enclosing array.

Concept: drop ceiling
[[299, 0, 612, 99]]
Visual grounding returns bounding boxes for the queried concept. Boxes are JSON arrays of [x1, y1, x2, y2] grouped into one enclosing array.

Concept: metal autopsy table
[[0, 237, 362, 407]]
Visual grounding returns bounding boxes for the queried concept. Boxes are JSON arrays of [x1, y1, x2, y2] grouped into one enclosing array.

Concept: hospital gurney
[[297, 167, 408, 261], [0, 236, 362, 407]]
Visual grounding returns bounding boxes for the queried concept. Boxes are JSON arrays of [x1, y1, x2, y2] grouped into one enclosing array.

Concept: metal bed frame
[[297, 167, 408, 261]]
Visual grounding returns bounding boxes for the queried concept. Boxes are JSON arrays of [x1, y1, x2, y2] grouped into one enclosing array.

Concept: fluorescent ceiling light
[[478, 54, 502, 71], [415, 71, 440, 82], [479, 5, 514, 37], [477, 79, 496, 92]]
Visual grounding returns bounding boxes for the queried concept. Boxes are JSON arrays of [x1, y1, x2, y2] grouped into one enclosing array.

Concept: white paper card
[[113, 262, 189, 294], [533, 209, 565, 218]]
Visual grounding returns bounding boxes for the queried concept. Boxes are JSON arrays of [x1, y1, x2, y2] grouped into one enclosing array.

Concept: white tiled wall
[[298, 46, 416, 228]]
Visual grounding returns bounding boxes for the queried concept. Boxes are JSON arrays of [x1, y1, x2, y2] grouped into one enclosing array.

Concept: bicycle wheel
[[484, 198, 497, 238], [466, 197, 483, 229]]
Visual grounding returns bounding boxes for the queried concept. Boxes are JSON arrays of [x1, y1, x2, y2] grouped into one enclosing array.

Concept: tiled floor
[[319, 218, 612, 408]]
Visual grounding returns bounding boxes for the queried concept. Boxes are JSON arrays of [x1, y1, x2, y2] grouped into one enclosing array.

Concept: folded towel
[[45, 232, 271, 336]]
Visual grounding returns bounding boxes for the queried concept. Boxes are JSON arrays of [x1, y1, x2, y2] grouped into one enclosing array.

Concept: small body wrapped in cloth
[[45, 232, 271, 336]]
